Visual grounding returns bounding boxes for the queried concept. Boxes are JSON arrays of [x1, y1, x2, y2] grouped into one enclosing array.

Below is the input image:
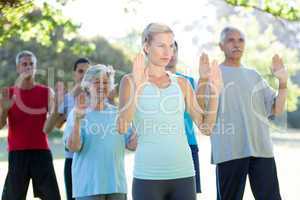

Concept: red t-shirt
[[7, 84, 50, 151]]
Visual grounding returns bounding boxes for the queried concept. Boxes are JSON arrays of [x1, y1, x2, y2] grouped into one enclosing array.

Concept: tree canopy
[[225, 0, 300, 21], [0, 0, 80, 50]]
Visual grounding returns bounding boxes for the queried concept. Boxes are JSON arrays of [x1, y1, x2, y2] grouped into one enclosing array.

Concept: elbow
[[43, 126, 51, 135], [199, 122, 214, 136], [67, 139, 82, 152], [272, 111, 280, 117], [68, 143, 82, 152], [117, 126, 128, 135], [272, 107, 285, 117], [201, 128, 213, 136], [196, 118, 214, 136], [0, 121, 6, 130]]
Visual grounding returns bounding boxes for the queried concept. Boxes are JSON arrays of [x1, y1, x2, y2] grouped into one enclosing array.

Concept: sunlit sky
[[43, 0, 222, 75], [62, 0, 215, 37]]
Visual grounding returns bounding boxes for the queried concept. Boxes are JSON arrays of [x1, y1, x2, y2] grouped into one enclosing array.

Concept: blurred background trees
[[1, 0, 300, 128], [0, 0, 131, 90]]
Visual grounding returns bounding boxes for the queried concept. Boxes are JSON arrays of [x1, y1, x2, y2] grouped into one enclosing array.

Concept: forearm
[[118, 86, 140, 134], [0, 109, 8, 129], [194, 78, 219, 135], [195, 79, 209, 111], [67, 118, 82, 152], [200, 95, 219, 135], [44, 90, 63, 134], [43, 112, 62, 134], [118, 103, 136, 133], [273, 81, 287, 116], [119, 97, 137, 123]]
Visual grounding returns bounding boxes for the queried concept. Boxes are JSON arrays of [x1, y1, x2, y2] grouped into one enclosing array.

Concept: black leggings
[[132, 176, 196, 200], [64, 158, 75, 200]]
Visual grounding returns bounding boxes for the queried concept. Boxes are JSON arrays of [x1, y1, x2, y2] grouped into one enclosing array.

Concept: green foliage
[[0, 0, 84, 52], [0, 0, 132, 97], [0, 36, 132, 90], [115, 29, 141, 59], [225, 0, 300, 21], [244, 23, 300, 112]]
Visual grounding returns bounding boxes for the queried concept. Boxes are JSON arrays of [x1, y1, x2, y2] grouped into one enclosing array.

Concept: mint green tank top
[[133, 73, 195, 180]]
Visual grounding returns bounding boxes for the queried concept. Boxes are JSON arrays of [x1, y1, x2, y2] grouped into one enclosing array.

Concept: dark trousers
[[216, 157, 281, 200], [190, 145, 201, 193], [2, 150, 61, 200], [65, 158, 75, 200]]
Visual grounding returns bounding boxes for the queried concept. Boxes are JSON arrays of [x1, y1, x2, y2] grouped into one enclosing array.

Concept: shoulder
[[121, 73, 133, 82], [36, 84, 50, 90], [243, 67, 260, 75], [176, 72, 193, 80], [176, 76, 192, 97], [243, 67, 263, 81], [35, 84, 52, 95], [120, 73, 134, 88], [175, 72, 194, 82], [176, 75, 191, 87]]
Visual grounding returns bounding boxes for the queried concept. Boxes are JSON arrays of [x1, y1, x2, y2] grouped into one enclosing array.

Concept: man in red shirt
[[0, 50, 61, 200]]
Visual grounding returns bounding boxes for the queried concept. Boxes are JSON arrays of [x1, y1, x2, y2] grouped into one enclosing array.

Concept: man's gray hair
[[15, 50, 37, 66], [220, 27, 245, 44]]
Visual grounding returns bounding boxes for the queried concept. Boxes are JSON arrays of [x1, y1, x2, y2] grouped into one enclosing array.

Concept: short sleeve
[[252, 74, 276, 119], [262, 79, 276, 118], [58, 94, 70, 114]]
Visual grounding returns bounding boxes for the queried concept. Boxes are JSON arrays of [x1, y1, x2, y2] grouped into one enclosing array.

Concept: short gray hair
[[220, 27, 245, 44], [81, 64, 116, 92], [15, 50, 37, 66]]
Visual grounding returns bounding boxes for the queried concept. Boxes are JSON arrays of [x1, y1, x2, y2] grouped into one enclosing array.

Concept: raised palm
[[75, 93, 87, 119], [132, 53, 148, 87], [209, 60, 223, 95], [271, 54, 288, 82], [199, 53, 211, 80], [0, 88, 13, 111], [199, 53, 223, 95]]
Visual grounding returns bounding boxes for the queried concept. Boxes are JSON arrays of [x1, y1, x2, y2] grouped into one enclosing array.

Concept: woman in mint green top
[[117, 23, 222, 200], [64, 65, 136, 200]]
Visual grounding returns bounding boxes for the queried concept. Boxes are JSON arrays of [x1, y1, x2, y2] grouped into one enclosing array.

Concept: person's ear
[[219, 42, 224, 51], [16, 64, 21, 74], [73, 70, 77, 80], [143, 43, 150, 55]]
